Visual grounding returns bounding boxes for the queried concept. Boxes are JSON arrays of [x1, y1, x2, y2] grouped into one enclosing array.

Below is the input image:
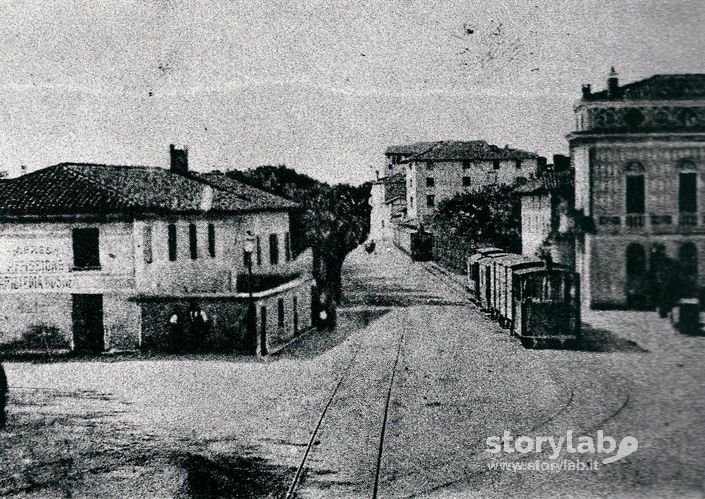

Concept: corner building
[[0, 147, 313, 354], [569, 71, 705, 309]]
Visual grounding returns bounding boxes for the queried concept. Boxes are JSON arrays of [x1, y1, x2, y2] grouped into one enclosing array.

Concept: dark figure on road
[[0, 361, 7, 430], [365, 240, 376, 255], [650, 244, 679, 318], [168, 308, 185, 353], [188, 303, 210, 351]]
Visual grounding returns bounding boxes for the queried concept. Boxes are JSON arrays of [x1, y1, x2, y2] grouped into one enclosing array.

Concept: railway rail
[[285, 331, 406, 499]]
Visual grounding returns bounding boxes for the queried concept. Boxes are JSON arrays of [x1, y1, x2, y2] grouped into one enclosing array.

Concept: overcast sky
[[0, 0, 703, 184]]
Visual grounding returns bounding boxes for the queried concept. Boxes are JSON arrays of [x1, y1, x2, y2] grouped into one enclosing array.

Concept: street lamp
[[242, 231, 261, 356]]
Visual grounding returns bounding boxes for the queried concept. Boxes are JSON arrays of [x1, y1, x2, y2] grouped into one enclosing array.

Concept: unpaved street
[[2, 244, 705, 498]]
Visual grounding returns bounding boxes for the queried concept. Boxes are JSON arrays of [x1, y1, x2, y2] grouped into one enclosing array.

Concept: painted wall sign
[[0, 242, 69, 274], [0, 240, 73, 291], [0, 274, 74, 291]]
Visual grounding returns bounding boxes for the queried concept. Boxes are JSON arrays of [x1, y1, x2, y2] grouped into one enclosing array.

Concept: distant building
[[0, 146, 313, 355], [401, 140, 539, 225], [517, 162, 575, 267], [569, 70, 705, 309], [368, 173, 406, 241], [380, 142, 439, 181], [368, 143, 436, 243]]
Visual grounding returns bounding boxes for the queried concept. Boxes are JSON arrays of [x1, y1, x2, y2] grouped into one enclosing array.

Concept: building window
[[426, 161, 434, 170], [679, 242, 698, 297], [493, 159, 501, 170], [679, 172, 697, 213], [515, 159, 522, 169], [260, 306, 267, 340], [426, 177, 435, 188], [168, 224, 177, 261], [207, 223, 216, 258], [462, 160, 471, 169], [243, 249, 252, 267], [277, 298, 285, 330], [410, 196, 414, 208], [626, 174, 645, 214], [270, 234, 279, 265], [189, 223, 198, 260], [626, 244, 647, 279], [72, 228, 100, 270], [143, 225, 153, 264], [293, 296, 299, 334], [285, 232, 291, 262], [426, 195, 435, 208], [256, 236, 262, 266], [462, 176, 471, 187]]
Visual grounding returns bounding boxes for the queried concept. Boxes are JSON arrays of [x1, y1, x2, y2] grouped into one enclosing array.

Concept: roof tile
[[0, 163, 297, 216]]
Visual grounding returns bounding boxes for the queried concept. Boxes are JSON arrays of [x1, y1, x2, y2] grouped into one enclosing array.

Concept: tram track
[[285, 330, 406, 499], [284, 344, 363, 499]]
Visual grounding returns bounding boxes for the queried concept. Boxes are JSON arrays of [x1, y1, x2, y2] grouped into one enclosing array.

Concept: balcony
[[625, 214, 645, 229], [679, 212, 698, 227], [595, 213, 704, 235]]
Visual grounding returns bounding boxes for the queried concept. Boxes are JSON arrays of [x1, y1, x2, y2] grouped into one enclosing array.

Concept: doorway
[[679, 242, 698, 298], [625, 244, 648, 309], [72, 294, 104, 353]]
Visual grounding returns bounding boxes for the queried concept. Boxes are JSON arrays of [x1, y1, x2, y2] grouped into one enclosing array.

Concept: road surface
[[2, 243, 705, 498]]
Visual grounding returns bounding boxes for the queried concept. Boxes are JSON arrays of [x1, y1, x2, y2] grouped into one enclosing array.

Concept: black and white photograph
[[0, 1, 704, 497]]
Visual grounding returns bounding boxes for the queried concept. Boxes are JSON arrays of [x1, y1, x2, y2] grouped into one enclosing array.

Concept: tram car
[[466, 247, 505, 302], [475, 251, 509, 311], [491, 255, 546, 328], [512, 266, 580, 347], [465, 247, 581, 348]]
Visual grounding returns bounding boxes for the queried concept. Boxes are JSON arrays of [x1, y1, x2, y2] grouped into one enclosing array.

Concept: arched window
[[678, 159, 697, 171], [679, 242, 698, 298], [624, 161, 645, 214], [678, 160, 698, 213], [624, 161, 645, 174], [626, 243, 646, 277], [626, 243, 648, 309]]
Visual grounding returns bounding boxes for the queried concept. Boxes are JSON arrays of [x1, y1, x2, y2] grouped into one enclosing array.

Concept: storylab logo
[[486, 430, 638, 465]]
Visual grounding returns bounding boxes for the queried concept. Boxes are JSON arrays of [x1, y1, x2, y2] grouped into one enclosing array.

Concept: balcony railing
[[625, 214, 645, 228], [596, 213, 702, 234], [650, 214, 673, 226], [679, 212, 698, 227]]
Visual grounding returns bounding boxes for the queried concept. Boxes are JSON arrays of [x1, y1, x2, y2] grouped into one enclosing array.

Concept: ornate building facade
[[569, 71, 705, 309]]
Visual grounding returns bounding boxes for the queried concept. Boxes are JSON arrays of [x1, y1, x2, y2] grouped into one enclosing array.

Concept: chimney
[[537, 156, 548, 173], [170, 144, 188, 175], [581, 83, 591, 99], [607, 67, 620, 98], [553, 154, 570, 172]]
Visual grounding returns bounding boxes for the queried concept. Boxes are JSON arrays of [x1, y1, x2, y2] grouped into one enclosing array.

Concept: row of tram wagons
[[466, 247, 581, 348]]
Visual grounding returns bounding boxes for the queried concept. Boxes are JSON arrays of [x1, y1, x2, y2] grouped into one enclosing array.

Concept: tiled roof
[[384, 142, 439, 156], [589, 74, 705, 101], [0, 163, 297, 216], [407, 140, 537, 162], [516, 169, 574, 196]]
